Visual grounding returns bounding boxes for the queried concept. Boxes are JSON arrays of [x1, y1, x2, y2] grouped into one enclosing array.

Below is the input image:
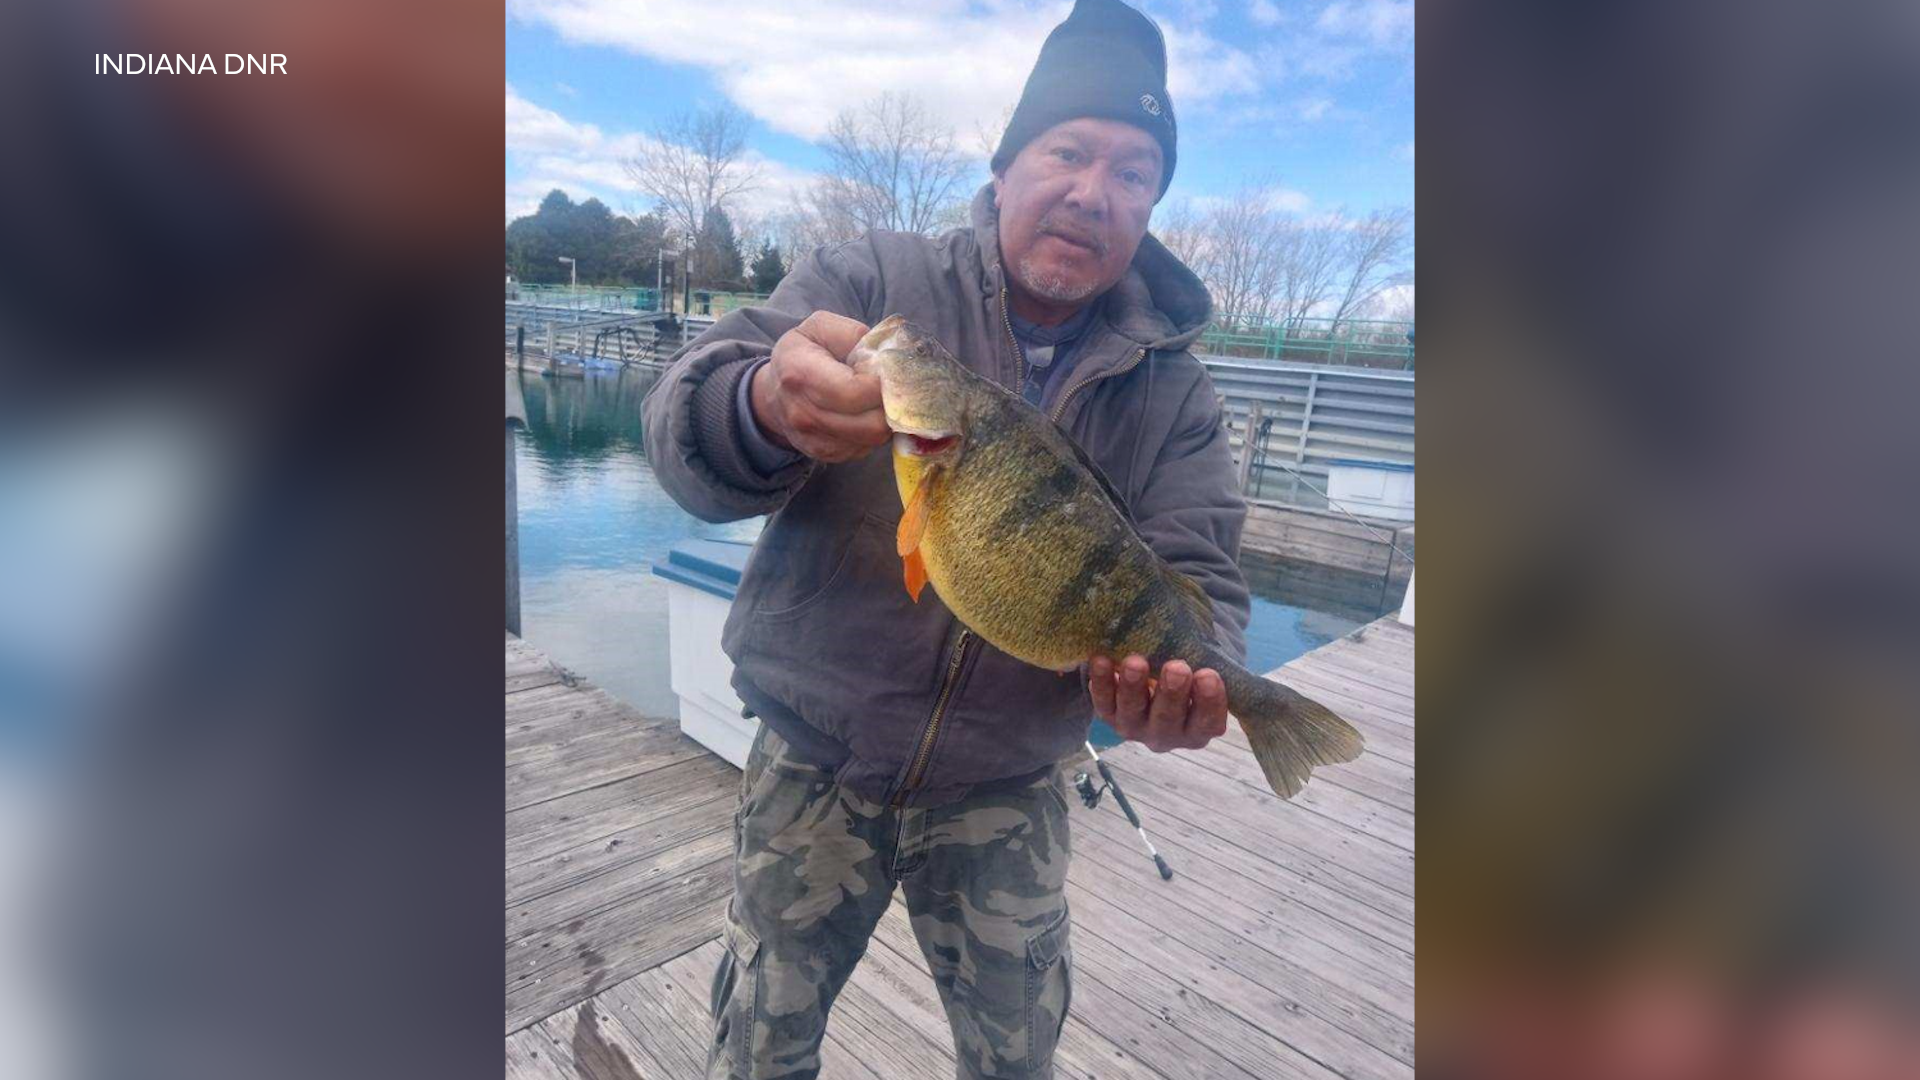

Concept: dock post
[[506, 418, 522, 636], [1237, 400, 1264, 494]]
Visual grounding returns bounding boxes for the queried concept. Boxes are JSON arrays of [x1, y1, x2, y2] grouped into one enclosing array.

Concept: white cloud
[[554, 81, 578, 97], [505, 83, 825, 224], [1248, 0, 1282, 27], [506, 0, 1261, 141], [1315, 0, 1413, 50], [1162, 22, 1262, 103], [1266, 186, 1313, 213], [1296, 97, 1335, 122], [505, 82, 601, 154], [1159, 183, 1311, 215], [1260, 0, 1412, 83]]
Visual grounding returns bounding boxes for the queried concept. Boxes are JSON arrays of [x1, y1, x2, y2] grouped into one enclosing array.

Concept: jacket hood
[[968, 183, 1212, 353]]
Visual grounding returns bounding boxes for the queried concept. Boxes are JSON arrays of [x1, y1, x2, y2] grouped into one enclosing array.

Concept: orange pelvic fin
[[897, 472, 936, 557], [903, 547, 928, 602]]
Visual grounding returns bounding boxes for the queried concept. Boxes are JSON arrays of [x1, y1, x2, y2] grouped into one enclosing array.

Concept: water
[[512, 368, 1361, 727]]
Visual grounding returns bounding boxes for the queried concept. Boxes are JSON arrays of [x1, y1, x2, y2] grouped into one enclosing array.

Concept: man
[[643, 2, 1248, 1076]]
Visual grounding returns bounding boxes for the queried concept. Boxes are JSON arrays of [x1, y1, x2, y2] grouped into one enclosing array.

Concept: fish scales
[[916, 400, 1188, 671]]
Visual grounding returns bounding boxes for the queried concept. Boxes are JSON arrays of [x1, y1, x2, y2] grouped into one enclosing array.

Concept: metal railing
[[504, 283, 774, 318], [1200, 355, 1414, 509], [1198, 315, 1414, 369], [507, 283, 664, 312]]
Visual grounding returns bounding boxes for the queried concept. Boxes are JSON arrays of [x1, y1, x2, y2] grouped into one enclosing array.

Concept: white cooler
[[650, 539, 758, 767]]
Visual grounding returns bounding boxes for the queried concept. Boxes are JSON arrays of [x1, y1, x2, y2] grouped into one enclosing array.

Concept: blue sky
[[505, 0, 1413, 225]]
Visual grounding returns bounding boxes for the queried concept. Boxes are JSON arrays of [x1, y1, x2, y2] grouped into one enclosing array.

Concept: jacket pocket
[[1024, 906, 1073, 1074], [750, 514, 886, 623]]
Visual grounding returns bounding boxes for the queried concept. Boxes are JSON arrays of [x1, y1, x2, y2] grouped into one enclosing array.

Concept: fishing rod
[[1073, 741, 1174, 881]]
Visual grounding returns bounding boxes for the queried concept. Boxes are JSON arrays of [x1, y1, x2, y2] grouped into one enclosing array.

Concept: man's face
[[994, 118, 1163, 312]]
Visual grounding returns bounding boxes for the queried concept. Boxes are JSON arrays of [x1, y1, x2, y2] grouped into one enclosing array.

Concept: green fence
[[505, 283, 778, 317], [1198, 315, 1414, 369], [509, 283, 664, 312]]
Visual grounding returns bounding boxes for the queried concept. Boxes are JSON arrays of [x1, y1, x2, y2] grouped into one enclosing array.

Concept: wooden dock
[[1239, 503, 1415, 620], [506, 616, 1415, 1079]]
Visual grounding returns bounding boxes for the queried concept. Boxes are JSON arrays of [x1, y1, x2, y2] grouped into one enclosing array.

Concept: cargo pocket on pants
[[1023, 906, 1072, 1075], [715, 913, 763, 1076]]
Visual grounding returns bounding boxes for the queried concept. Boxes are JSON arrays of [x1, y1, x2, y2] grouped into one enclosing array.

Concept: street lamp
[[557, 255, 576, 291]]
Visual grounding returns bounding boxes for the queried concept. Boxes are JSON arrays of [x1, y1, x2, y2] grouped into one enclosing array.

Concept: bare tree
[[622, 103, 762, 249], [973, 103, 1017, 164], [1196, 187, 1288, 325], [756, 204, 835, 274], [805, 93, 974, 236], [1172, 185, 1405, 336], [1150, 198, 1209, 271], [729, 209, 769, 267], [1326, 207, 1413, 330], [1268, 217, 1343, 325]]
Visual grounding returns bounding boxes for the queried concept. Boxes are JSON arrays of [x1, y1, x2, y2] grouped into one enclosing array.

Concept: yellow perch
[[849, 314, 1363, 799]]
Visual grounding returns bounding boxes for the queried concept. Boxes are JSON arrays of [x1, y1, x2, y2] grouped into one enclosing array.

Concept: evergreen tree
[[505, 191, 669, 286], [750, 241, 785, 294], [693, 207, 746, 290]]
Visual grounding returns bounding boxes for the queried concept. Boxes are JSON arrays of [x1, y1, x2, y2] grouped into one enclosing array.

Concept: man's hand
[[749, 311, 890, 463], [1087, 655, 1230, 752]]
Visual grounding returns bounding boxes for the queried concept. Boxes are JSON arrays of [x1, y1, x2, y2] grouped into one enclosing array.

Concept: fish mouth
[[893, 430, 961, 457]]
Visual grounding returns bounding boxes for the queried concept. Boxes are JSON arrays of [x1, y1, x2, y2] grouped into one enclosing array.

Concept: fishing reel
[[1072, 768, 1109, 810]]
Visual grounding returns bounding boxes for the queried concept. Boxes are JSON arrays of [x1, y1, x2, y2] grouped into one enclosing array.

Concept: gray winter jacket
[[642, 184, 1250, 807]]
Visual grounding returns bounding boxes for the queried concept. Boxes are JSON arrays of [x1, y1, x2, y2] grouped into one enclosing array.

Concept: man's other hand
[[750, 312, 890, 463], [1087, 655, 1230, 752]]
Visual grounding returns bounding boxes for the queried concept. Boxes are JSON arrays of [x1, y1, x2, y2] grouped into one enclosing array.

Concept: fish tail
[[1204, 646, 1365, 800]]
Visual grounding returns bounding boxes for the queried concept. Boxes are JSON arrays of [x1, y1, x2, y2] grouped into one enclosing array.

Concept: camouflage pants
[[708, 725, 1075, 1080]]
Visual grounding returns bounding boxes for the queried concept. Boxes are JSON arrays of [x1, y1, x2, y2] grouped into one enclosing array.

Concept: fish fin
[[1048, 423, 1134, 524], [1162, 565, 1215, 634], [903, 547, 928, 603], [897, 468, 938, 557], [1209, 648, 1364, 799]]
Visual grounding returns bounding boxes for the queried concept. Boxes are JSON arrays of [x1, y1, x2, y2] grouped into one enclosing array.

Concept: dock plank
[[505, 753, 737, 870], [536, 1001, 655, 1080], [504, 1024, 577, 1080], [1071, 809, 1414, 1016], [505, 852, 731, 1033], [1070, 780, 1414, 956]]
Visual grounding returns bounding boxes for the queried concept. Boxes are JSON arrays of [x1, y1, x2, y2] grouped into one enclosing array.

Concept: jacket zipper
[[894, 628, 973, 807], [1050, 346, 1148, 423], [891, 285, 1027, 809], [1001, 285, 1026, 392]]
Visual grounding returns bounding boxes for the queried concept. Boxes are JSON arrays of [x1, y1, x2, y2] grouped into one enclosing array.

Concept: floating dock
[[506, 613, 1414, 1079]]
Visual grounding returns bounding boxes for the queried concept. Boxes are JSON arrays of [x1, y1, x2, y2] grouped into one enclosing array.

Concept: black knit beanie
[[991, 0, 1178, 200]]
